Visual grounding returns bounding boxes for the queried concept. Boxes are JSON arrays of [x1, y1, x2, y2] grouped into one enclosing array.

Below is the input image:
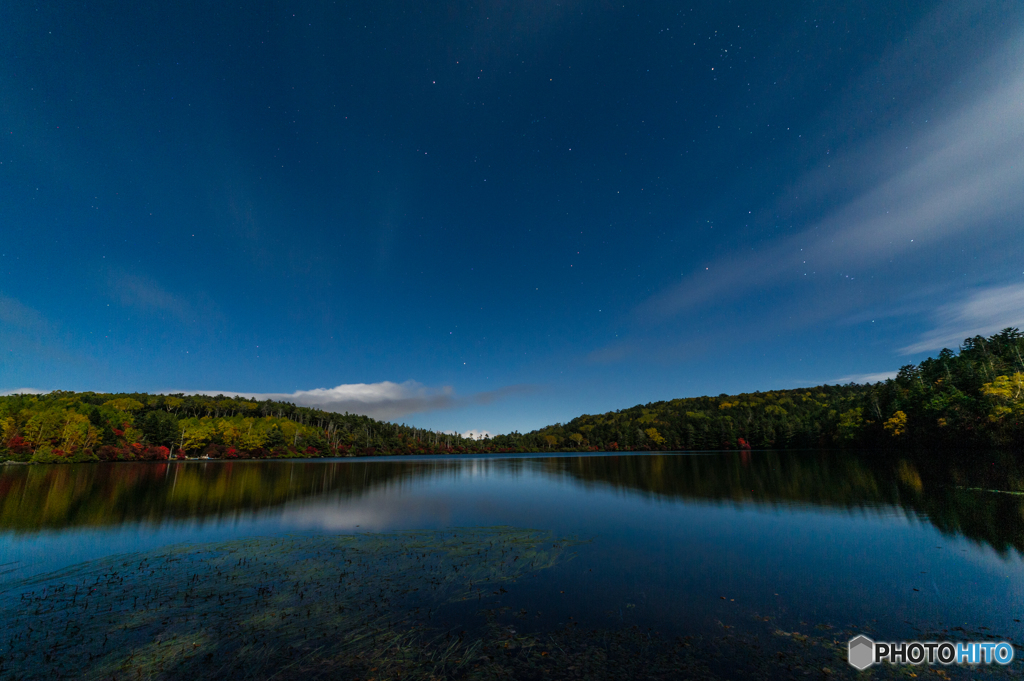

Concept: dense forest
[[1, 329, 1022, 463], [0, 392, 485, 463]]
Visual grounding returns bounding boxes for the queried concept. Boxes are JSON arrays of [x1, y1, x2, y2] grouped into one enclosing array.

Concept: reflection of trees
[[0, 459, 547, 533], [0, 461, 424, 532], [538, 451, 1024, 556], [2, 453, 1022, 556]]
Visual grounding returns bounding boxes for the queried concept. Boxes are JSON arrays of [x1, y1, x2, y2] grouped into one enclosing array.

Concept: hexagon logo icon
[[848, 635, 875, 670]]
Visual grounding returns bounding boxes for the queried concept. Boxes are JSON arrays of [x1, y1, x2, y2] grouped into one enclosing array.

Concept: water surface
[[2, 450, 1022, 678]]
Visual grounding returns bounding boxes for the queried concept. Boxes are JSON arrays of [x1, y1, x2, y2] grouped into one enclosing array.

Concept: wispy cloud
[[108, 272, 217, 325], [618, 12, 1024, 363], [640, 58, 1024, 323], [0, 293, 84, 372], [0, 294, 47, 330], [901, 284, 1024, 354], [172, 381, 532, 421]]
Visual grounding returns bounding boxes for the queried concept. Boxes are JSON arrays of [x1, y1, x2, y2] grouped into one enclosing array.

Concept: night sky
[[3, 1, 1023, 435]]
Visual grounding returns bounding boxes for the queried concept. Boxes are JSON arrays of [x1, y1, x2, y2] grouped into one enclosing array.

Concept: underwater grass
[[1, 527, 582, 680], [1, 527, 1018, 680]]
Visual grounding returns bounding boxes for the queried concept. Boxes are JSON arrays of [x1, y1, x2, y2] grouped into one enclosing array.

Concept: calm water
[[2, 450, 1023, 677]]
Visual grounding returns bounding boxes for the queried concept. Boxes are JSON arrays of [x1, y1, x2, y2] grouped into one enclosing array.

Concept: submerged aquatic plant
[[0, 527, 582, 680]]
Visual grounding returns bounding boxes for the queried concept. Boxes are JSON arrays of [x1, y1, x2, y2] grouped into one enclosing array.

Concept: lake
[[1, 450, 1021, 679]]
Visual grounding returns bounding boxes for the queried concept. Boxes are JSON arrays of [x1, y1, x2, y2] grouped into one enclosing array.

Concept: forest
[[514, 328, 1024, 453], [1, 329, 1022, 463]]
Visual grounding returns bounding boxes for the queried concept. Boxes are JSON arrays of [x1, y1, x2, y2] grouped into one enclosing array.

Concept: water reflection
[[2, 451, 1022, 555]]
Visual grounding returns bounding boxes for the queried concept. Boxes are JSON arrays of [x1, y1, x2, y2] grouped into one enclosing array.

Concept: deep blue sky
[[3, 1, 1023, 435]]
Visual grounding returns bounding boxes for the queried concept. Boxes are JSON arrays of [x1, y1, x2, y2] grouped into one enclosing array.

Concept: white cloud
[[0, 388, 48, 396], [175, 381, 451, 420], [0, 381, 525, 424], [827, 370, 899, 385], [901, 284, 1024, 354], [460, 429, 494, 440], [171, 381, 529, 421]]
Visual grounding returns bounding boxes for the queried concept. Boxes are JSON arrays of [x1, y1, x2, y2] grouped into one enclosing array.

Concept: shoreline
[[1, 447, 863, 466]]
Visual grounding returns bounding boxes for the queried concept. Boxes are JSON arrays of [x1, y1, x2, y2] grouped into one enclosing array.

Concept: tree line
[[0, 392, 488, 463], [502, 328, 1024, 453], [1, 328, 1022, 463]]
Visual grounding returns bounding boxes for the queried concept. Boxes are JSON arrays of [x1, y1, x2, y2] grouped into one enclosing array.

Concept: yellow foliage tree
[[24, 409, 67, 446], [216, 417, 270, 450], [180, 418, 217, 452], [216, 418, 243, 447], [1, 416, 16, 444], [981, 373, 1024, 421], [103, 398, 144, 412], [644, 427, 666, 445], [837, 407, 864, 441], [59, 412, 100, 451], [238, 421, 270, 450], [884, 411, 908, 437]]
